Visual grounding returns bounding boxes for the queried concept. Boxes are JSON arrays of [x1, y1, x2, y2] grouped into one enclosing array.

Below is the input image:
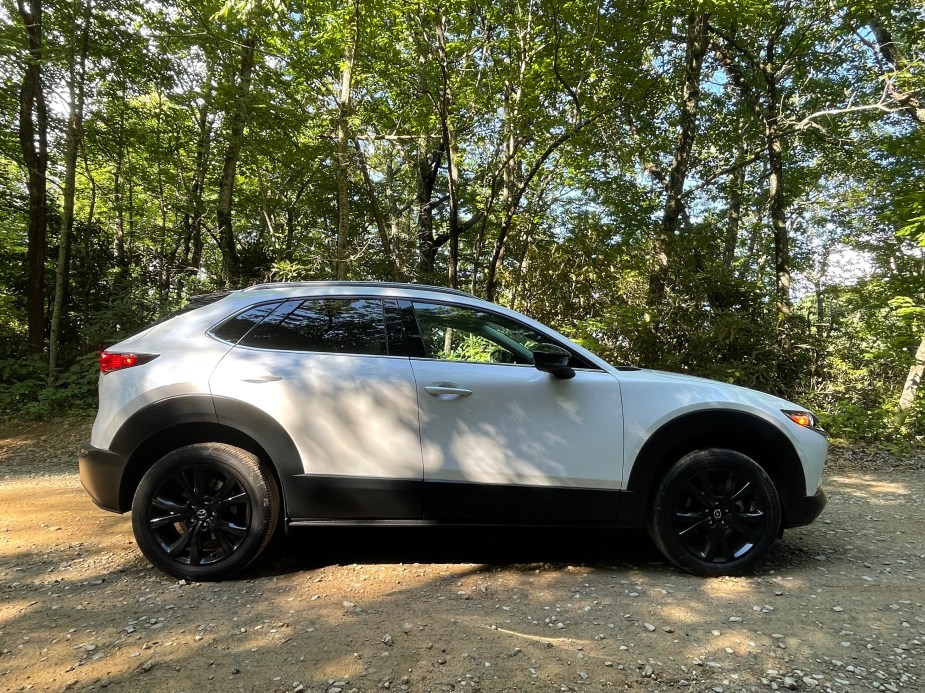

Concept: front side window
[[411, 302, 562, 365], [240, 298, 387, 355]]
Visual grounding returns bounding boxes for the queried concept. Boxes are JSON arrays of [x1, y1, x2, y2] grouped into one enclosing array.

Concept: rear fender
[[112, 395, 301, 517]]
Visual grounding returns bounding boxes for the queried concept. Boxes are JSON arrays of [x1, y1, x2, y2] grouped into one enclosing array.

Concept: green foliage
[[0, 0, 923, 445], [0, 353, 98, 417]]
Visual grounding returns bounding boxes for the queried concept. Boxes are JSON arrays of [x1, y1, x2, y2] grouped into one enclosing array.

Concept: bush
[[0, 353, 98, 418]]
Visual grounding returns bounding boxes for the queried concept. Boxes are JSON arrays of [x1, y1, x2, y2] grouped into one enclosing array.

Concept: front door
[[406, 301, 624, 524]]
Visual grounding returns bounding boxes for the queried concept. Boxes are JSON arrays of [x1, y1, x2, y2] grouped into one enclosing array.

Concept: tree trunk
[[648, 12, 709, 305], [766, 111, 791, 315], [335, 0, 360, 280], [416, 138, 443, 280], [385, 158, 404, 272], [354, 139, 400, 280], [867, 15, 925, 125], [484, 122, 594, 302], [723, 138, 746, 272], [434, 11, 462, 289], [217, 33, 256, 287], [17, 0, 49, 355], [179, 65, 212, 296], [113, 86, 129, 286], [898, 332, 925, 421], [49, 0, 90, 384], [712, 26, 793, 321]]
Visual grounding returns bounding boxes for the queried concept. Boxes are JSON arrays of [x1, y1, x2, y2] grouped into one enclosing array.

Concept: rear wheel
[[647, 449, 780, 576], [132, 443, 279, 581]]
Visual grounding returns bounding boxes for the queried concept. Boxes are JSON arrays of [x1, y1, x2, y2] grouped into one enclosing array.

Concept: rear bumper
[[785, 487, 827, 528], [78, 441, 128, 513]]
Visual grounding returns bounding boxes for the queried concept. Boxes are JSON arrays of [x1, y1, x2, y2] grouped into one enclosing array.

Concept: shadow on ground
[[254, 525, 665, 577]]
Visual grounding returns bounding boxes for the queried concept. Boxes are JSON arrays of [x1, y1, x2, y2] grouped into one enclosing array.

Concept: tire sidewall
[[132, 444, 275, 581], [649, 449, 781, 577]]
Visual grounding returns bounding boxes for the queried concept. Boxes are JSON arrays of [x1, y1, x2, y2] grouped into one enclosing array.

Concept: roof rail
[[243, 280, 478, 299]]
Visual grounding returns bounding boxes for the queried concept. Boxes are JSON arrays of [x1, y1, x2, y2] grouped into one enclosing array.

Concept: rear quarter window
[[209, 301, 286, 343]]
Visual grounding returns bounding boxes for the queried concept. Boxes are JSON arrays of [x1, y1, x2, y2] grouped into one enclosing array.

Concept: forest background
[[1, 0, 924, 442]]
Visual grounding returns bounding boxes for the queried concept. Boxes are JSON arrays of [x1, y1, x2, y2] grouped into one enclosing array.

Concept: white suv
[[79, 282, 827, 580]]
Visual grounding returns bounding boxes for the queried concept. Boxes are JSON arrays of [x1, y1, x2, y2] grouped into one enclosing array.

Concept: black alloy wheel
[[132, 443, 279, 581], [648, 449, 781, 576]]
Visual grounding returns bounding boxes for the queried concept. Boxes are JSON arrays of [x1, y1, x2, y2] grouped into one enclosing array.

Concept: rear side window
[[210, 301, 285, 344], [240, 298, 388, 355]]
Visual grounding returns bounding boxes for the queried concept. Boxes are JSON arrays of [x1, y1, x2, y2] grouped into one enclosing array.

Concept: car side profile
[[78, 281, 827, 580]]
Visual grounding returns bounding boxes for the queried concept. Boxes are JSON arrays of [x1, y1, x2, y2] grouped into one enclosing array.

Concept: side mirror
[[532, 346, 575, 380]]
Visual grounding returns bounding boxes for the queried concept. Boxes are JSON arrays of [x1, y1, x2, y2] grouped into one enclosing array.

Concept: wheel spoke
[[149, 513, 185, 530], [151, 496, 187, 514], [729, 480, 752, 504], [677, 516, 711, 538], [675, 509, 708, 522], [173, 469, 196, 502], [702, 524, 727, 561], [726, 513, 764, 544], [685, 474, 713, 508], [213, 519, 247, 537], [215, 491, 248, 510], [211, 524, 237, 555], [189, 523, 209, 565], [719, 529, 736, 562], [733, 509, 765, 524], [720, 473, 735, 503], [166, 524, 195, 557]]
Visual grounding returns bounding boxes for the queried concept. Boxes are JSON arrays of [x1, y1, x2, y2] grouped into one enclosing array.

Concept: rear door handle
[[241, 375, 283, 383], [425, 384, 473, 399]]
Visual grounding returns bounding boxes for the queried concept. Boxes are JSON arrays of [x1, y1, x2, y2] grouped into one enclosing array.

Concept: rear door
[[209, 297, 423, 519]]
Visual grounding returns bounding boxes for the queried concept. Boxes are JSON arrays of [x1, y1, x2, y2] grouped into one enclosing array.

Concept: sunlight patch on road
[[829, 475, 909, 502]]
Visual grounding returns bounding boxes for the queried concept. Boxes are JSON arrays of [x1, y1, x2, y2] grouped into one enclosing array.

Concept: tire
[[647, 448, 781, 577], [132, 443, 280, 581]]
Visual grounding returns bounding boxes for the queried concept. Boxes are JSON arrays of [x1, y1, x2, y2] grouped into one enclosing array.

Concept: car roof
[[242, 281, 476, 299]]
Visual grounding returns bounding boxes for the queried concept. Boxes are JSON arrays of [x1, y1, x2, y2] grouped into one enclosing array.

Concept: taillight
[[100, 352, 158, 374]]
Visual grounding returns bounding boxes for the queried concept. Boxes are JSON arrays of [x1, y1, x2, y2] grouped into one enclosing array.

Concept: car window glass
[[411, 302, 561, 365], [382, 300, 407, 355], [241, 298, 387, 355], [210, 301, 283, 343]]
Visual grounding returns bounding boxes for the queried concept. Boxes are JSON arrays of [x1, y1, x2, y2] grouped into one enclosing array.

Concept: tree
[[15, 0, 49, 354], [49, 0, 91, 383]]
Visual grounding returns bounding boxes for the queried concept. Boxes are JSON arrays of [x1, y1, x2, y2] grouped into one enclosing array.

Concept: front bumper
[[785, 487, 827, 528], [78, 441, 128, 513]]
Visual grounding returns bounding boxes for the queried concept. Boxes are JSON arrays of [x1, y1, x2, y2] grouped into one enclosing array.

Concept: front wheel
[[132, 443, 279, 581], [647, 449, 781, 577]]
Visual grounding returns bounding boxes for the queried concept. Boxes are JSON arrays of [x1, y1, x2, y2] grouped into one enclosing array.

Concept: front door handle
[[425, 384, 473, 399], [241, 375, 283, 383]]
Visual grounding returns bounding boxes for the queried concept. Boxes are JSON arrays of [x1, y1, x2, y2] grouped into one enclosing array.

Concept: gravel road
[[0, 418, 923, 693]]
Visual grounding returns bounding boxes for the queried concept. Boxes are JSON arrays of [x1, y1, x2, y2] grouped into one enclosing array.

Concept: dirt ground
[[0, 419, 923, 693]]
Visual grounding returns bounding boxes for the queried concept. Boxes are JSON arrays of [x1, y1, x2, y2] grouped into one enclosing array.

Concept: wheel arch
[[621, 409, 805, 527], [110, 395, 301, 517]]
